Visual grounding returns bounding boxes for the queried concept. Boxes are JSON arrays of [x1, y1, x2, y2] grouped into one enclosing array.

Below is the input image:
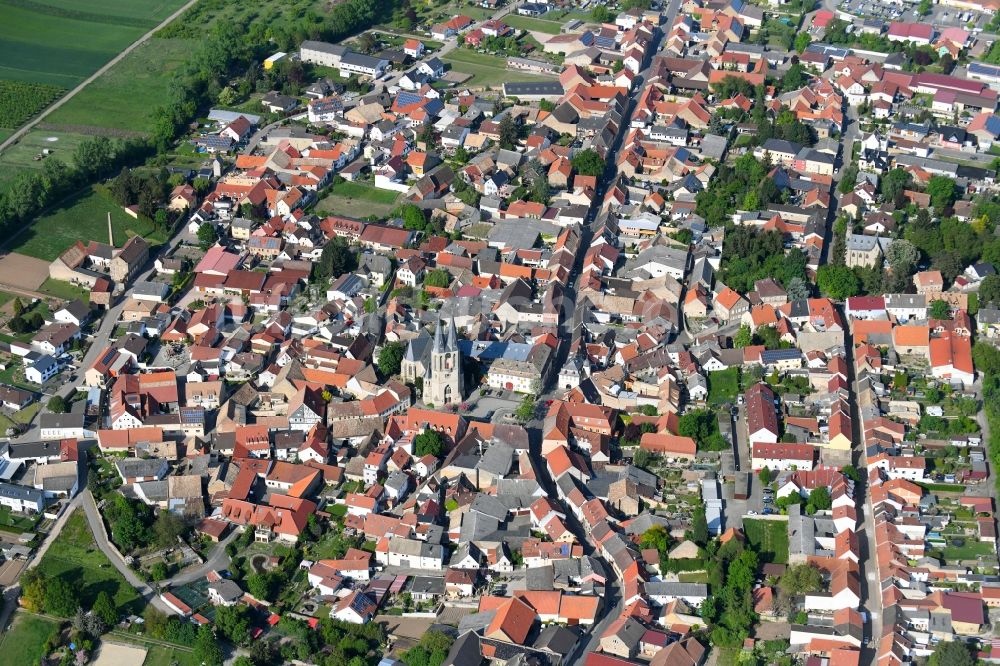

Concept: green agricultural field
[[442, 49, 548, 87], [37, 509, 143, 613], [0, 0, 186, 88], [505, 15, 563, 35], [315, 180, 402, 219], [44, 38, 194, 134], [0, 129, 90, 189], [0, 613, 62, 665], [743, 518, 789, 564], [0, 80, 65, 131], [8, 185, 167, 261]]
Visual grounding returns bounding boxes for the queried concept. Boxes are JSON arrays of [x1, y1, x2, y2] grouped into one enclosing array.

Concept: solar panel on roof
[[396, 92, 423, 107]]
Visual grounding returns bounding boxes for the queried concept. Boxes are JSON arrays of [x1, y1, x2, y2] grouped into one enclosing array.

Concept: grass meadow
[[9, 185, 167, 261]]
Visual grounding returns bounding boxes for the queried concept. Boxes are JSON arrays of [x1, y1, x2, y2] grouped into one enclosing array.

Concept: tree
[[841, 465, 860, 483], [247, 572, 276, 601], [197, 222, 218, 250], [11, 297, 23, 316], [733, 325, 752, 348], [885, 238, 919, 276], [377, 341, 405, 377], [414, 429, 445, 457], [591, 4, 613, 22], [20, 568, 46, 612], [153, 511, 186, 548], [837, 164, 858, 194], [928, 641, 975, 666], [215, 605, 252, 646], [692, 505, 708, 545], [571, 149, 605, 177], [816, 264, 860, 299], [808, 486, 831, 511], [793, 32, 811, 53], [930, 299, 951, 320], [402, 630, 454, 666], [92, 590, 118, 628], [424, 269, 451, 288], [980, 274, 1000, 307], [639, 525, 671, 557], [47, 395, 67, 413], [314, 236, 358, 281], [880, 168, 912, 206], [194, 625, 224, 666], [758, 467, 773, 485], [515, 394, 536, 422], [398, 203, 428, 231], [632, 448, 654, 470], [149, 561, 169, 581], [927, 175, 957, 213], [498, 114, 519, 149], [45, 576, 80, 617]]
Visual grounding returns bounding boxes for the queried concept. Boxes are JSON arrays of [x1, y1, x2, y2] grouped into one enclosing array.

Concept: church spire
[[433, 317, 444, 354], [446, 317, 458, 353]]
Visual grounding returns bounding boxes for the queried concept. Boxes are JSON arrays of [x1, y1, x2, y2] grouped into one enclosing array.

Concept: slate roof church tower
[[426, 317, 463, 406]]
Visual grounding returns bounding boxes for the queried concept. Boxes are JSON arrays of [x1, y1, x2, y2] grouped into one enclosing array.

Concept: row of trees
[[0, 136, 151, 240]]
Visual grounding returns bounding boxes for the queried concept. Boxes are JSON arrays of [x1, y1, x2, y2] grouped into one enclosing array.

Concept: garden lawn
[[0, 501, 40, 531], [315, 180, 401, 218], [44, 38, 194, 134], [442, 49, 548, 87], [743, 518, 789, 564], [505, 15, 563, 34], [677, 571, 709, 583], [8, 185, 167, 261], [708, 367, 740, 406], [0, 612, 61, 665], [0, 402, 43, 450], [142, 645, 201, 666], [38, 278, 90, 303], [942, 541, 997, 561], [36, 509, 143, 613]]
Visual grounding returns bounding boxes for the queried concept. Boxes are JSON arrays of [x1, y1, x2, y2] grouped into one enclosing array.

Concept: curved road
[[0, 0, 200, 155]]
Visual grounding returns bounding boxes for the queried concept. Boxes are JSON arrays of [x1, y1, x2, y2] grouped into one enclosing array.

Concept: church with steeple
[[401, 318, 464, 405], [426, 317, 463, 406]]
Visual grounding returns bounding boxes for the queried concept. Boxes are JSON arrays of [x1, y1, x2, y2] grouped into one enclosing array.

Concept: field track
[[0, 0, 198, 154]]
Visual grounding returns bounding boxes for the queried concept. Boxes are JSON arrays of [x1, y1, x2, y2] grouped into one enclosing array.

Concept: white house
[[380, 536, 444, 570]]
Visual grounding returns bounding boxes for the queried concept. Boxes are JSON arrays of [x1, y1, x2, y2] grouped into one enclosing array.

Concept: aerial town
[[5, 0, 1000, 665]]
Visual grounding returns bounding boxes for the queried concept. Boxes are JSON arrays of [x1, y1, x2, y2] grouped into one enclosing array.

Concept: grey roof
[[0, 482, 44, 504], [39, 411, 83, 430], [115, 458, 168, 479], [760, 138, 802, 155], [409, 575, 445, 595], [470, 494, 509, 522], [643, 581, 709, 597], [3, 440, 61, 461], [301, 40, 349, 57], [208, 579, 243, 603], [476, 442, 514, 477], [341, 51, 387, 70], [502, 81, 565, 97]]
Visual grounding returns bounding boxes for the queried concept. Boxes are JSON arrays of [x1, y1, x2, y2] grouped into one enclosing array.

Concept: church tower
[[427, 317, 463, 406]]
